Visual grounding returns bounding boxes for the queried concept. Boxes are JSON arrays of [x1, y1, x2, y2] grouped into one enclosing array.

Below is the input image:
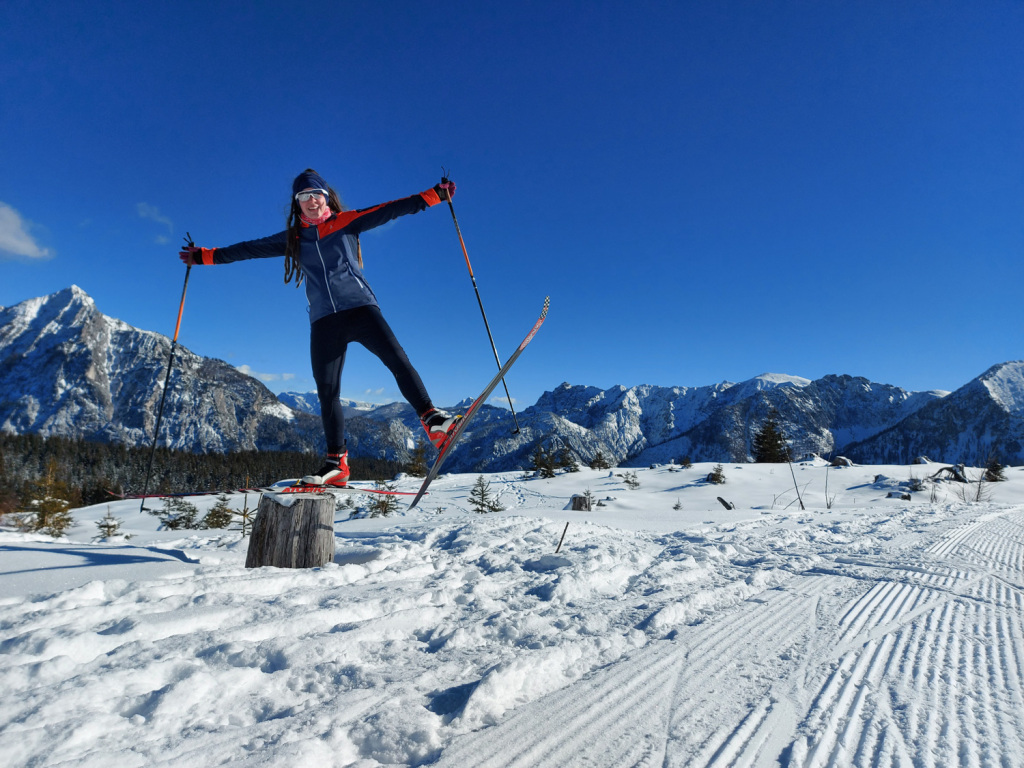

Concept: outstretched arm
[[339, 181, 456, 235], [179, 230, 289, 265]]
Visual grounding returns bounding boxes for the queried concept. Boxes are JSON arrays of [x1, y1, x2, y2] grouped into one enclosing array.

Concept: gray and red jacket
[[194, 187, 443, 324]]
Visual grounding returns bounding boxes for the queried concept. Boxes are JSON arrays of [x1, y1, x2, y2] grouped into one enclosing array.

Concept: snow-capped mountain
[[2, 287, 1022, 470], [514, 374, 945, 467], [0, 286, 322, 452], [282, 373, 956, 471], [843, 361, 1024, 465], [276, 391, 377, 420]]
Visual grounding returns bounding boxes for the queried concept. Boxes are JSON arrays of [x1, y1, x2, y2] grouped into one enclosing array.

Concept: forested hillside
[[0, 433, 407, 514]]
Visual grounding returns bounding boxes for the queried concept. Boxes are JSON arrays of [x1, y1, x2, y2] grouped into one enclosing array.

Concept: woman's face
[[297, 188, 329, 219]]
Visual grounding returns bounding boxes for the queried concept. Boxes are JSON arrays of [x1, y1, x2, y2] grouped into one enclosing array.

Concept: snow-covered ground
[[2, 459, 1024, 767]]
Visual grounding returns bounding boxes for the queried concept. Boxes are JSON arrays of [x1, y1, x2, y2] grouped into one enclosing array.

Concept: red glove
[[435, 178, 456, 201]]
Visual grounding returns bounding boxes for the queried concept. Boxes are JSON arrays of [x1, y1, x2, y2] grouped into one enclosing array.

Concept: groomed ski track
[[433, 507, 1024, 767], [4, 465, 1024, 768]]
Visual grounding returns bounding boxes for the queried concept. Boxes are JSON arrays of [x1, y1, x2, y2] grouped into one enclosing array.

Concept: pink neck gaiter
[[300, 210, 331, 226]]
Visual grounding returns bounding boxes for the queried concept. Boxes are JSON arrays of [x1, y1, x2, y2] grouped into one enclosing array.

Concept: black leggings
[[310, 305, 432, 451]]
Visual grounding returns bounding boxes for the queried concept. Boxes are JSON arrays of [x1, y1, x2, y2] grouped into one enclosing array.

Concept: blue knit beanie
[[292, 170, 329, 196]]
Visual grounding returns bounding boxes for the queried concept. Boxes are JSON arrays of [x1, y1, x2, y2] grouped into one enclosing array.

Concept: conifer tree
[[367, 480, 401, 517], [95, 508, 126, 539], [707, 464, 726, 484], [531, 444, 557, 478], [202, 494, 234, 529], [408, 436, 430, 477], [160, 497, 199, 530], [752, 410, 791, 463], [556, 447, 579, 473], [0, 446, 18, 519], [589, 451, 611, 470], [19, 457, 75, 537], [984, 453, 1007, 482], [468, 475, 504, 513]]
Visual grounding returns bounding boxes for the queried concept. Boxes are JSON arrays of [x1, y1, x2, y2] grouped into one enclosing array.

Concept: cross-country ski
[[408, 295, 550, 509], [108, 483, 417, 500], [271, 483, 419, 497]]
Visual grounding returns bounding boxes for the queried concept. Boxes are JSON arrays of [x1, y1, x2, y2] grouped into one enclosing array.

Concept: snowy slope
[[2, 461, 1023, 767]]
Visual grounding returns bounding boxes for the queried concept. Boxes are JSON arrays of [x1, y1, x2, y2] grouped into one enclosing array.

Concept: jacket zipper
[[313, 228, 338, 314]]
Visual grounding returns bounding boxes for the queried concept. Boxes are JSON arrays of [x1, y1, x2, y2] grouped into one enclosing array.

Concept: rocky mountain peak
[[977, 361, 1024, 415], [2, 286, 1023, 471]]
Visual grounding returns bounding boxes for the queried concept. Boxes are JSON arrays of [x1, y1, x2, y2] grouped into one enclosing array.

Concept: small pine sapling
[[984, 453, 1007, 483], [707, 464, 726, 485], [468, 475, 504, 513], [19, 457, 76, 537], [160, 497, 199, 530], [367, 480, 401, 517], [202, 494, 234, 529], [96, 507, 119, 537], [907, 473, 926, 493], [21, 496, 74, 538]]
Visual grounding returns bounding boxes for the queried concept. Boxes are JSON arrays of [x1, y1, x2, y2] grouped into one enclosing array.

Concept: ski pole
[[140, 233, 193, 513], [555, 521, 570, 554], [440, 173, 521, 434]]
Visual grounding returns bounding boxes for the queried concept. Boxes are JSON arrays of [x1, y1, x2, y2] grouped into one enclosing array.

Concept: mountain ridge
[[2, 286, 1021, 471]]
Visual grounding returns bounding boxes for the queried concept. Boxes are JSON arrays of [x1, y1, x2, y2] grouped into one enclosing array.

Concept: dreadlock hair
[[283, 168, 352, 287]]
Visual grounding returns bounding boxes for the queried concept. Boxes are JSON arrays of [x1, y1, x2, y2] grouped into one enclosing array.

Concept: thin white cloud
[[137, 202, 174, 233], [236, 365, 296, 384], [0, 202, 52, 260]]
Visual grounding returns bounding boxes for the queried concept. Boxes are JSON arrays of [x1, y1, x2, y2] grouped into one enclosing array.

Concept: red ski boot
[[420, 408, 460, 451], [301, 451, 350, 487]]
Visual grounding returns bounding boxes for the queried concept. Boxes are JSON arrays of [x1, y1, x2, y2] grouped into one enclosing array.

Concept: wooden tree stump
[[569, 494, 591, 511], [245, 494, 335, 569]]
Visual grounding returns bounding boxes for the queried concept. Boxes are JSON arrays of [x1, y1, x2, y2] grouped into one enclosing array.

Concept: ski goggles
[[294, 189, 328, 202]]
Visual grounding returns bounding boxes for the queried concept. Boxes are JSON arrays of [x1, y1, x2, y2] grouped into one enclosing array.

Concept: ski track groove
[[435, 576, 829, 768], [431, 507, 1024, 767], [433, 639, 684, 768], [783, 507, 1024, 768], [667, 585, 821, 766]]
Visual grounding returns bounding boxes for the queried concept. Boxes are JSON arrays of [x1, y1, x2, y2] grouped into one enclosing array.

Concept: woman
[[179, 169, 459, 487]]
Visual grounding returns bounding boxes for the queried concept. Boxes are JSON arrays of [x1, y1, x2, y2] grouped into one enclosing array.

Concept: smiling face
[[297, 188, 329, 219]]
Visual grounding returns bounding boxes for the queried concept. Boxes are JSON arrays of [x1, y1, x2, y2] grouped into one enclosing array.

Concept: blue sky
[[1, 1, 1021, 411]]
